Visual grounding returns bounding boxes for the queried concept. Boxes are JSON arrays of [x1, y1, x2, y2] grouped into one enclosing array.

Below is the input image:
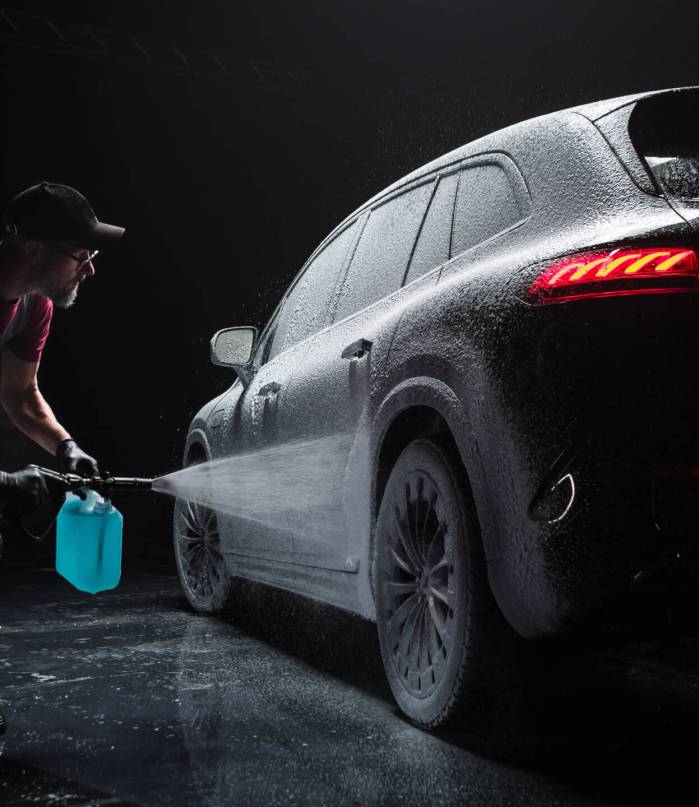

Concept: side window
[[450, 162, 527, 258], [267, 221, 357, 360], [333, 182, 433, 323], [404, 172, 459, 285]]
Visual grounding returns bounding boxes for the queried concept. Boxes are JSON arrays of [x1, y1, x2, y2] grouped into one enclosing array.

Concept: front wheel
[[373, 437, 520, 731], [174, 482, 233, 615]]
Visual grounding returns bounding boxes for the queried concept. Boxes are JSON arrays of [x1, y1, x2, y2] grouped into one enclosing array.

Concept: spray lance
[[1, 465, 154, 542], [34, 466, 154, 501]]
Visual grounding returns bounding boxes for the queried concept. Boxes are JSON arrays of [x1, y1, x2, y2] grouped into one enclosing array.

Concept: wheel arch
[[374, 405, 457, 519], [371, 376, 484, 520], [183, 429, 211, 467], [368, 376, 498, 595], [367, 375, 527, 640]]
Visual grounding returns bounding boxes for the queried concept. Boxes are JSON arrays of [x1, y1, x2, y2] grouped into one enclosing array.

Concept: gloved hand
[[0, 466, 51, 516], [55, 439, 99, 476]]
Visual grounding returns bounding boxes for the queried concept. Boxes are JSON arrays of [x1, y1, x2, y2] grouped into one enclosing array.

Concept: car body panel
[[182, 85, 699, 636]]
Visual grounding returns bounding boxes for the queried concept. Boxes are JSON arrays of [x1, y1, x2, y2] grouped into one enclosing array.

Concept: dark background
[[0, 0, 697, 566]]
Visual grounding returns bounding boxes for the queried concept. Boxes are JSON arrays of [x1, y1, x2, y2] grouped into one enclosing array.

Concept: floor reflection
[[1, 562, 698, 806]]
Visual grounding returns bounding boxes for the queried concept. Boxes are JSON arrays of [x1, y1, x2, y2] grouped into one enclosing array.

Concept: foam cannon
[[4, 466, 155, 595]]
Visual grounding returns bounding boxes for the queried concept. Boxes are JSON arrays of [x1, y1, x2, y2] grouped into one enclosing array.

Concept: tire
[[373, 437, 520, 731], [173, 463, 233, 615]]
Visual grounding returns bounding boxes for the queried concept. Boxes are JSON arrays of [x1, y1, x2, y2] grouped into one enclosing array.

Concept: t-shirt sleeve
[[6, 295, 53, 363]]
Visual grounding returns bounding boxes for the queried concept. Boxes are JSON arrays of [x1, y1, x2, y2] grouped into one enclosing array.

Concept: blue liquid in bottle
[[56, 490, 123, 594]]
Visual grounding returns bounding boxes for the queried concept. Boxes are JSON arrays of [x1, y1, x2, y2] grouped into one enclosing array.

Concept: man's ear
[[23, 239, 45, 267]]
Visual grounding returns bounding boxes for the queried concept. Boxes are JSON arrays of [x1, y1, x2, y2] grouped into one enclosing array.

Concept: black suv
[[174, 87, 699, 730]]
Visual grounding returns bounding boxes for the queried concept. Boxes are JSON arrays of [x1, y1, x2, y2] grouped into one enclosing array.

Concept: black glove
[[0, 466, 51, 516], [56, 439, 99, 476]]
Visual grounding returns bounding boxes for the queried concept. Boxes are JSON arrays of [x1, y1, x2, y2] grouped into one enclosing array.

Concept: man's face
[[35, 242, 96, 308]]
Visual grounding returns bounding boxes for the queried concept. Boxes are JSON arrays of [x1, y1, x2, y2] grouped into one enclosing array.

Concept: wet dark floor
[[1, 560, 698, 806]]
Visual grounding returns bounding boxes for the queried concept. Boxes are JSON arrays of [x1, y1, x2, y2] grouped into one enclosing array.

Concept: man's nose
[[83, 259, 96, 277]]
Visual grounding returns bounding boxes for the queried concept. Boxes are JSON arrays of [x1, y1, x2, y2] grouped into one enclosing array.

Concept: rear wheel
[[374, 437, 519, 731], [174, 468, 233, 614]]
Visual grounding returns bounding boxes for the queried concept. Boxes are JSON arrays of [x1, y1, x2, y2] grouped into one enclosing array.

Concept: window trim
[[256, 150, 531, 362], [400, 179, 440, 289], [448, 153, 532, 262], [330, 176, 437, 325], [251, 300, 283, 368], [447, 169, 462, 265], [401, 153, 531, 290]]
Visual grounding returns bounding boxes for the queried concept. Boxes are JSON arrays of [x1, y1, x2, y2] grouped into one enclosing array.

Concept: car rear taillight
[[529, 247, 699, 304]]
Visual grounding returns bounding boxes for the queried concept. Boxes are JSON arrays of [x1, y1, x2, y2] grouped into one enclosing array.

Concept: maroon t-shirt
[[0, 294, 53, 362]]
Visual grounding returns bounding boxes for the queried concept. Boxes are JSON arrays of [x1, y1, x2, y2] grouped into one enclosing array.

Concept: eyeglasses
[[49, 245, 99, 271]]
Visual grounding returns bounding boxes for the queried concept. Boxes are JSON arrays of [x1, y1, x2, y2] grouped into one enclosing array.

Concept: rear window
[[630, 92, 699, 200], [450, 162, 528, 257], [646, 156, 699, 200]]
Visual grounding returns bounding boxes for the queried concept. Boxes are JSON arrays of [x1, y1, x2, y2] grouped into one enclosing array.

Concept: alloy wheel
[[381, 470, 456, 699], [176, 500, 226, 601]]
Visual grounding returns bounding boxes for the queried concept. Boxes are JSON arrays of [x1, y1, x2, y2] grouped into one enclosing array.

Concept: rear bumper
[[478, 288, 699, 637], [487, 435, 699, 638]]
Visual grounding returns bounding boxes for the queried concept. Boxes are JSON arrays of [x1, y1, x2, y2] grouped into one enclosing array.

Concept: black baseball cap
[[4, 182, 125, 249]]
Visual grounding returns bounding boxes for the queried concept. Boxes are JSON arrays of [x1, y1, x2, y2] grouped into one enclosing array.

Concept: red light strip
[[529, 247, 698, 303]]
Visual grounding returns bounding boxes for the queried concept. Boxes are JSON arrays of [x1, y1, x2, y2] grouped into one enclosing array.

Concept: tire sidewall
[[173, 498, 232, 615], [374, 437, 475, 727]]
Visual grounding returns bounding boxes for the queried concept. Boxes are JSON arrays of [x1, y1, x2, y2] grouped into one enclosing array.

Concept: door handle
[[341, 338, 373, 360], [257, 381, 281, 398]]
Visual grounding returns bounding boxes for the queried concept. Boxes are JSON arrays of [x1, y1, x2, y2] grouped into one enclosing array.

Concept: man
[[0, 182, 124, 736]]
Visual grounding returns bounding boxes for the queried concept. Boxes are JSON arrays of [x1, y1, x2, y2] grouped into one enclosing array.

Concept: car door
[[218, 219, 360, 562], [280, 177, 451, 572]]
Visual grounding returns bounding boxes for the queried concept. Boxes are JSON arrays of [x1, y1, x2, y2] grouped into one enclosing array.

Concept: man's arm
[[0, 346, 70, 455]]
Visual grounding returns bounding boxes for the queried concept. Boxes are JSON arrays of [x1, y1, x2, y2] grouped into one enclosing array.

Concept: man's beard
[[41, 277, 80, 309]]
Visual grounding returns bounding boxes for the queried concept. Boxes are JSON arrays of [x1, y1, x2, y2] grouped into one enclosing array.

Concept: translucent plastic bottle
[[55, 489, 123, 594]]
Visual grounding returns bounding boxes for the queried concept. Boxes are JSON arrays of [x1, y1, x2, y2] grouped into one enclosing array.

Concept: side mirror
[[210, 327, 257, 388]]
